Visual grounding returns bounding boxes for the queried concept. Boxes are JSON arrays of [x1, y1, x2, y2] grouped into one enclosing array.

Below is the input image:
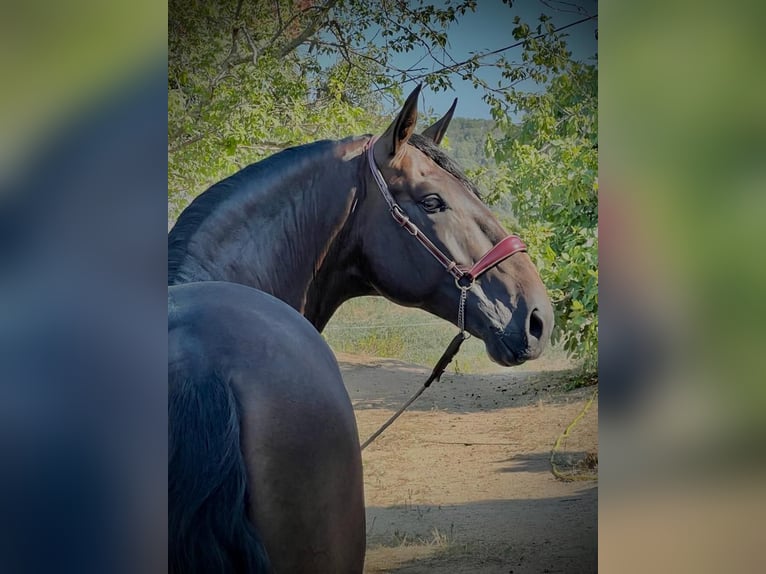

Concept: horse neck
[[169, 138, 373, 327]]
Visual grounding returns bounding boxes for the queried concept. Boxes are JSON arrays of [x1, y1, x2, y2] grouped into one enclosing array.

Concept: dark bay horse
[[169, 86, 553, 363], [169, 282, 364, 573], [169, 86, 555, 573]]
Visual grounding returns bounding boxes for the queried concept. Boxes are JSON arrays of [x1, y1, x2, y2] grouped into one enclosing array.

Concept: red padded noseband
[[463, 234, 528, 283], [365, 136, 526, 287]]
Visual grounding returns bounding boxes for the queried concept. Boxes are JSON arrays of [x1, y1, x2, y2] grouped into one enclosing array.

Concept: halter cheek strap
[[365, 136, 527, 288], [359, 134, 530, 451]]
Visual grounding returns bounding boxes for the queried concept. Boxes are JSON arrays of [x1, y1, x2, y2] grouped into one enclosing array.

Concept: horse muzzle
[[482, 300, 553, 366]]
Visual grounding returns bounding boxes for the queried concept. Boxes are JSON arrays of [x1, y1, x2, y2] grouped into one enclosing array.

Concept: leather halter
[[365, 136, 527, 289], [358, 135, 531, 450]]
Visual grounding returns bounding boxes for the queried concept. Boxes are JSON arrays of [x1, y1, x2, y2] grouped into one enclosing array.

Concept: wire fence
[[323, 296, 572, 374], [324, 320, 445, 331]]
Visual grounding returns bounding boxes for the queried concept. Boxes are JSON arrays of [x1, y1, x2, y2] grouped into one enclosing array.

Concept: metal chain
[[457, 286, 469, 334]]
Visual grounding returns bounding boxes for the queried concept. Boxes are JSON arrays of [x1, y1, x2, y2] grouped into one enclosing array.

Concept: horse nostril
[[529, 308, 544, 340]]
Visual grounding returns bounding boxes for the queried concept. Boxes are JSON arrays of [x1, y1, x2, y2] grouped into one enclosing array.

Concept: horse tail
[[169, 369, 270, 574]]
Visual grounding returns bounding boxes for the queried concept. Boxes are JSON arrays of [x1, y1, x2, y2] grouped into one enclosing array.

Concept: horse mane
[[408, 133, 483, 200], [167, 134, 482, 284], [168, 140, 339, 284], [168, 179, 234, 283]]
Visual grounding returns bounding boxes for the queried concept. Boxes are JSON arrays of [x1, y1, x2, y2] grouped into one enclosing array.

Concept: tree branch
[[234, 0, 245, 20], [273, 0, 282, 29], [169, 133, 206, 154], [276, 0, 340, 58], [391, 14, 597, 84], [242, 26, 258, 65]]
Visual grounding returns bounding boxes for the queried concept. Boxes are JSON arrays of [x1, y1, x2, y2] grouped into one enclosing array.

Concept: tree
[[484, 60, 598, 376], [168, 0, 483, 219], [168, 1, 598, 375], [168, 1, 592, 213]]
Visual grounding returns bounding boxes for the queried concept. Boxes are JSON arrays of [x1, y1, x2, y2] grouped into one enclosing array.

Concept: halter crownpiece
[[365, 136, 527, 288]]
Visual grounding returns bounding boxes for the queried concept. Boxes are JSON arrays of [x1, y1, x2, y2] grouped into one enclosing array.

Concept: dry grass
[[324, 296, 574, 374]]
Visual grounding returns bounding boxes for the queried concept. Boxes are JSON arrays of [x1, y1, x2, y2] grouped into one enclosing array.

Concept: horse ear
[[422, 98, 457, 145], [379, 84, 421, 159]]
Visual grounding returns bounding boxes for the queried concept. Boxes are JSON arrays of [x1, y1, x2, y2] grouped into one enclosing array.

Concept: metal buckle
[[455, 273, 473, 290], [392, 205, 419, 236]]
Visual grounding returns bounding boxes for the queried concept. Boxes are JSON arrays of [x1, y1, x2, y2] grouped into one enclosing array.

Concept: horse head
[[356, 86, 554, 366]]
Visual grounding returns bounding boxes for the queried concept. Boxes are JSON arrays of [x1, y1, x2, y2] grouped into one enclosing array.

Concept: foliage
[[442, 118, 500, 169], [484, 62, 598, 374], [168, 1, 592, 213], [168, 1, 598, 371], [169, 0, 482, 220]]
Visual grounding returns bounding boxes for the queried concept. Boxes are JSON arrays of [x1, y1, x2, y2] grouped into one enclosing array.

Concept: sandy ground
[[337, 353, 598, 574]]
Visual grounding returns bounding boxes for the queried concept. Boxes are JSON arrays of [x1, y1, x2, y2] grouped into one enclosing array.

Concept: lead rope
[[457, 285, 468, 333], [360, 287, 471, 451], [359, 136, 524, 450]]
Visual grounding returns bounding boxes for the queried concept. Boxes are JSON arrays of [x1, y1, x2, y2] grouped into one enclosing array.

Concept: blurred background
[[600, 0, 766, 571], [1, 1, 166, 573]]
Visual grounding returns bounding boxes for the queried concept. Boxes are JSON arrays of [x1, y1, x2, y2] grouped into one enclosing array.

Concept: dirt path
[[338, 354, 598, 574]]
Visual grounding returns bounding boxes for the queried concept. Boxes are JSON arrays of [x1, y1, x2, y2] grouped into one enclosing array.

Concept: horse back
[[169, 281, 365, 573]]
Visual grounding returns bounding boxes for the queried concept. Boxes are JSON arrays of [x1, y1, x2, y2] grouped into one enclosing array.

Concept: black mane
[[168, 178, 236, 284], [168, 134, 482, 284], [408, 133, 483, 200], [168, 140, 338, 284]]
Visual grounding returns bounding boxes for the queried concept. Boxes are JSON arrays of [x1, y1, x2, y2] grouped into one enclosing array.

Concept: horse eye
[[419, 194, 445, 213]]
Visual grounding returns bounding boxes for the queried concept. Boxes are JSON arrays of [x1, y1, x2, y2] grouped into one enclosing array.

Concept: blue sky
[[382, 0, 598, 119]]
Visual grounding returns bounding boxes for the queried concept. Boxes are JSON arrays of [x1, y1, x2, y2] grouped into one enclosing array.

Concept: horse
[[168, 86, 553, 363], [168, 85, 555, 573]]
